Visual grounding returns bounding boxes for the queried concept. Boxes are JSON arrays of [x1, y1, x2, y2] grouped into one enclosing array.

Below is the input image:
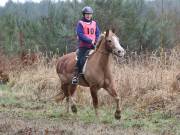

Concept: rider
[[72, 6, 100, 84]]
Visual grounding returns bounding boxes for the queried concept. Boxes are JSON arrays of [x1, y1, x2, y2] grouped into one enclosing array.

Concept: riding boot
[[72, 66, 79, 84]]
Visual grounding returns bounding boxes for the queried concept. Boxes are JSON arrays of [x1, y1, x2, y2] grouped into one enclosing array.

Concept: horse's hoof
[[115, 110, 121, 120], [71, 105, 77, 113]]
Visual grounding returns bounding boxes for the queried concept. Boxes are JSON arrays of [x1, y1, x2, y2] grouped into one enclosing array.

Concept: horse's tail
[[44, 91, 65, 103], [54, 91, 65, 103], [56, 57, 62, 74]]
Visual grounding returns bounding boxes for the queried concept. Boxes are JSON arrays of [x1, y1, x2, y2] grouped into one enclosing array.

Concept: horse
[[56, 29, 125, 119]]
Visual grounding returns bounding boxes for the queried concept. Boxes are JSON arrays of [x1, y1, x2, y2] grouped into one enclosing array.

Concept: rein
[[96, 42, 112, 55], [94, 37, 111, 55]]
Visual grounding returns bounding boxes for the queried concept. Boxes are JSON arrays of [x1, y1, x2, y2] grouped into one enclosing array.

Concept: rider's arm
[[95, 24, 100, 44], [76, 23, 93, 44]]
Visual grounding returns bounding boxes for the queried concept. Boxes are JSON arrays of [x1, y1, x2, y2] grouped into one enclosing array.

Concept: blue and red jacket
[[76, 18, 100, 49]]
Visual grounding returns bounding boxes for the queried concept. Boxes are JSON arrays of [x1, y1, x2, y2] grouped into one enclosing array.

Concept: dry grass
[[2, 48, 179, 113], [0, 48, 180, 134], [115, 49, 180, 113], [8, 56, 59, 101]]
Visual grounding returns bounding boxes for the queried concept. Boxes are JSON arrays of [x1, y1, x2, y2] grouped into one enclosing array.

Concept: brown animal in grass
[[0, 70, 9, 84], [171, 73, 180, 93], [21, 51, 41, 66], [56, 29, 125, 120]]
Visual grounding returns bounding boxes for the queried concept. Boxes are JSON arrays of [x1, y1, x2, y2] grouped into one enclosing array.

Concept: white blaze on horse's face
[[112, 35, 125, 57]]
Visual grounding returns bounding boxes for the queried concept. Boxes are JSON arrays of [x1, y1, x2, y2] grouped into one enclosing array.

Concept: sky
[[0, 0, 44, 7], [0, 0, 155, 7]]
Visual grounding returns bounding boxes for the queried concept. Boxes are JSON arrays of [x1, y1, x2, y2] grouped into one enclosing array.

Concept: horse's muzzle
[[113, 49, 126, 57]]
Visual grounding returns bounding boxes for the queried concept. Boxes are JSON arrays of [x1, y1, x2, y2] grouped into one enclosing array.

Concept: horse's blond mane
[[95, 33, 105, 50]]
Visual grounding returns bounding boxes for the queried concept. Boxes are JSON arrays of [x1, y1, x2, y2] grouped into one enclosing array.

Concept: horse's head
[[105, 29, 125, 57]]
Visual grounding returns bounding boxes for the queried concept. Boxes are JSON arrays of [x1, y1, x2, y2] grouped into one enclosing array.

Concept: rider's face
[[84, 14, 92, 20]]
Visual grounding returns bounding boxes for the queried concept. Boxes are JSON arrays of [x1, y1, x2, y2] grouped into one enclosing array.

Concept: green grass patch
[[0, 85, 21, 107], [0, 84, 10, 91], [0, 85, 180, 134], [121, 107, 180, 134]]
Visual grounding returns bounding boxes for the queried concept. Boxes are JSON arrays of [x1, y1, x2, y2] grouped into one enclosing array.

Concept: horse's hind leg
[[61, 84, 70, 113], [104, 82, 121, 120], [62, 84, 77, 113], [90, 86, 99, 117], [69, 85, 78, 113]]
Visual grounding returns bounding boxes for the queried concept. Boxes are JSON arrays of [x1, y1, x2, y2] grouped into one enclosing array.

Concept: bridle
[[95, 37, 113, 55]]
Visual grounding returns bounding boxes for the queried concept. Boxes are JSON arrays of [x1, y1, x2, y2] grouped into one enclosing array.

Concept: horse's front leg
[[90, 86, 99, 117], [104, 80, 121, 120], [65, 84, 77, 113]]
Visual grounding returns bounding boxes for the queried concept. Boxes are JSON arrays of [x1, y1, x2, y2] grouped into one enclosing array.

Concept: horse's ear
[[105, 29, 109, 37]]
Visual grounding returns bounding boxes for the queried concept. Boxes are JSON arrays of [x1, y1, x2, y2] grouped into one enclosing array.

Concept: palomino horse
[[56, 29, 125, 119]]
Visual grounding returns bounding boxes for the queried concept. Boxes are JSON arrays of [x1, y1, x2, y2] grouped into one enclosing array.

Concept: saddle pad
[[82, 50, 94, 74]]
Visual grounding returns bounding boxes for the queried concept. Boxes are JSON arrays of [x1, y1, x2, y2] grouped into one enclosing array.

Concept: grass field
[[0, 49, 180, 135]]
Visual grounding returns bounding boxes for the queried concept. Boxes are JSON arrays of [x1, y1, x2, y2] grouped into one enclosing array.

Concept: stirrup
[[72, 76, 78, 84]]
